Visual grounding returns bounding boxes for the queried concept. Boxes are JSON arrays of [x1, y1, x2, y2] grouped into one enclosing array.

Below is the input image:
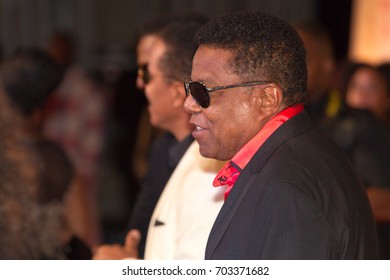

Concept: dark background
[[319, 0, 353, 61], [0, 0, 354, 70], [0, 0, 355, 243]]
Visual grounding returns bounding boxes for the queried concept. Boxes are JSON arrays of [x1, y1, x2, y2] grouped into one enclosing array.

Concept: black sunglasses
[[137, 64, 150, 84], [184, 80, 273, 108]]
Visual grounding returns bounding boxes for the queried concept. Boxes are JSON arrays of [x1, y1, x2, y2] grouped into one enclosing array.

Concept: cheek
[[149, 99, 171, 127], [199, 107, 232, 158], [222, 98, 256, 128], [145, 85, 161, 116], [145, 82, 160, 101], [204, 100, 257, 158]]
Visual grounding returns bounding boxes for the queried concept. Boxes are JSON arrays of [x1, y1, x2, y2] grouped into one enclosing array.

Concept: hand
[[366, 186, 390, 222], [92, 229, 141, 260]]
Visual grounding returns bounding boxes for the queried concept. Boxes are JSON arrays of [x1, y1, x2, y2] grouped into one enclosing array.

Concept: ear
[[171, 80, 187, 108], [260, 85, 283, 114]]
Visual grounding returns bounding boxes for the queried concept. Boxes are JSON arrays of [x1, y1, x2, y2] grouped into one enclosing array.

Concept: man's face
[[144, 39, 177, 130], [184, 45, 265, 161], [346, 67, 389, 118], [136, 35, 157, 90]]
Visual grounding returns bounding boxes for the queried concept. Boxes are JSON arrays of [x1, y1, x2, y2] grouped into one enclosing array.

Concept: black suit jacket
[[205, 111, 379, 259]]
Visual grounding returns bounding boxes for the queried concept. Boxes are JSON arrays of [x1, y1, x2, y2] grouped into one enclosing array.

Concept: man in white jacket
[[93, 18, 225, 260], [144, 140, 224, 259]]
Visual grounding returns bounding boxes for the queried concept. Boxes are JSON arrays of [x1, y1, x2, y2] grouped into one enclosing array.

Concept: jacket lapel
[[205, 111, 314, 258]]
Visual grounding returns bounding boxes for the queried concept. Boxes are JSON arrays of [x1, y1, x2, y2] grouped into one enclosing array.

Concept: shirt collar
[[231, 103, 304, 170], [213, 104, 304, 198]]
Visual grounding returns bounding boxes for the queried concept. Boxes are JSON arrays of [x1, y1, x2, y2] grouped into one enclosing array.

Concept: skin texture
[[144, 40, 176, 129], [296, 27, 390, 229], [184, 45, 283, 161], [144, 39, 191, 141], [136, 35, 158, 90], [93, 34, 193, 261]]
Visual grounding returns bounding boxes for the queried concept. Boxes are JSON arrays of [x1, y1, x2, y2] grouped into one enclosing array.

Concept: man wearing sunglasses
[[94, 17, 224, 260], [184, 12, 379, 259]]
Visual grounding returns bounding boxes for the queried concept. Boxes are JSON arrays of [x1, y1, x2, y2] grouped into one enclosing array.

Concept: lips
[[190, 121, 206, 140], [190, 114, 207, 138], [195, 125, 204, 131], [190, 118, 206, 131]]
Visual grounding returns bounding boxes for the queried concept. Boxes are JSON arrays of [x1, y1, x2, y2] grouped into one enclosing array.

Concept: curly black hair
[[0, 48, 64, 116], [156, 19, 204, 82], [195, 11, 307, 107]]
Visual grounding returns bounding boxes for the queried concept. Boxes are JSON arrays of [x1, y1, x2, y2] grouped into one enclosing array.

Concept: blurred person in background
[[344, 63, 390, 126], [94, 46, 147, 245], [131, 12, 209, 181], [93, 16, 225, 260], [377, 62, 390, 126], [295, 22, 390, 259], [126, 13, 209, 258], [0, 48, 92, 259], [43, 31, 107, 247], [292, 22, 342, 122], [0, 68, 63, 259]]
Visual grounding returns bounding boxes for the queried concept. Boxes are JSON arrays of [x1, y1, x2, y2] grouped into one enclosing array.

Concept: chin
[[198, 144, 214, 159], [198, 145, 227, 161], [149, 117, 159, 128]]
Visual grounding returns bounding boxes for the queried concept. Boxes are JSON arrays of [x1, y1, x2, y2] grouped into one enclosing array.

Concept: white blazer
[[144, 141, 225, 260]]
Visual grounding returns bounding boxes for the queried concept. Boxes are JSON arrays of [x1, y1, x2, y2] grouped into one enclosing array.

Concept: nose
[[183, 93, 202, 114], [136, 75, 145, 90]]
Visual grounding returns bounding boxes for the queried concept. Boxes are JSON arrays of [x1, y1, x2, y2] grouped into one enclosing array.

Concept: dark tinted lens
[[138, 64, 150, 84], [189, 82, 210, 108]]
